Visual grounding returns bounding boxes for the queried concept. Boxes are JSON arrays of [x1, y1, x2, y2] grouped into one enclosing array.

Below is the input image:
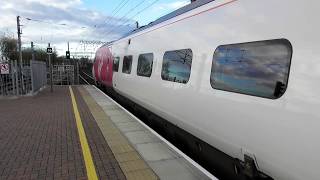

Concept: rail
[[80, 70, 95, 85], [79, 75, 90, 85]]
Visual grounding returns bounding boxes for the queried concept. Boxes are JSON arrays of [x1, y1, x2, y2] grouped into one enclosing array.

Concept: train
[[92, 0, 320, 179]]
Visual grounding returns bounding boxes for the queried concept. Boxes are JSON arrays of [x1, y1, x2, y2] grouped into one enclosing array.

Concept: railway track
[[79, 71, 95, 85]]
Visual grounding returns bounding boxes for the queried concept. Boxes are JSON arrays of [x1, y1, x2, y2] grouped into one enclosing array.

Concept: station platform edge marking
[[91, 85, 217, 180], [78, 86, 159, 180], [69, 86, 99, 180]]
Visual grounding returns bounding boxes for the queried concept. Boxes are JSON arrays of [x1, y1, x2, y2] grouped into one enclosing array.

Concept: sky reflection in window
[[162, 49, 193, 84], [211, 39, 292, 99]]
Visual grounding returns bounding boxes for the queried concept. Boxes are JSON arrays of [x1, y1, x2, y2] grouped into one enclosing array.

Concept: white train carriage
[[94, 0, 320, 179]]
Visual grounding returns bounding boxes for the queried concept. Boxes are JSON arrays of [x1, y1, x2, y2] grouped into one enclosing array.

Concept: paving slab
[[149, 158, 209, 180], [78, 86, 158, 180], [124, 131, 160, 144], [116, 121, 145, 133], [84, 85, 212, 180], [0, 86, 126, 180], [135, 142, 180, 162], [110, 114, 135, 124]]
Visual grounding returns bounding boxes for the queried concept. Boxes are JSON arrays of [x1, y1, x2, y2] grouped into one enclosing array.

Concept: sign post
[[47, 44, 53, 92]]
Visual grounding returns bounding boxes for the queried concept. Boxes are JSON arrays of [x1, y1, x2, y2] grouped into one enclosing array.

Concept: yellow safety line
[[69, 86, 98, 180]]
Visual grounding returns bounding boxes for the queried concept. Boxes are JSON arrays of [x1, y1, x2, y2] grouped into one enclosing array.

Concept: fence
[[0, 60, 47, 97], [31, 61, 47, 92], [0, 61, 18, 96], [52, 65, 75, 85]]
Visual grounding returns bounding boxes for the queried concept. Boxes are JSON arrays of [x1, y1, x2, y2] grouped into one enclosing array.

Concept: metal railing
[[52, 65, 75, 85], [0, 61, 19, 96], [0, 60, 47, 97]]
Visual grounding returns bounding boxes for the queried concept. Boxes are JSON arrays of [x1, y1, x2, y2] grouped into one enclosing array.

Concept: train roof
[[103, 0, 215, 47]]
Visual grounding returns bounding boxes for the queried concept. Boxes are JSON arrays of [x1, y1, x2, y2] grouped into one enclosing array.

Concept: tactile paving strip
[[78, 86, 159, 180]]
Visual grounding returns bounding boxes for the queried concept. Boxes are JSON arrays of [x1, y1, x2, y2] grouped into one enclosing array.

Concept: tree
[[0, 36, 61, 64], [0, 36, 18, 61], [21, 48, 57, 64]]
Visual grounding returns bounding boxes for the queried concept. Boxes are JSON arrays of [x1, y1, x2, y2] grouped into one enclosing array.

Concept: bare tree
[[0, 36, 18, 62]]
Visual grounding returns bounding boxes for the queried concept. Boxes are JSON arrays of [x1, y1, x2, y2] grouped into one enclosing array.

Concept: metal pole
[[11, 61, 15, 95], [17, 16, 23, 68], [30, 60, 34, 94], [48, 43, 53, 93], [77, 61, 79, 85], [43, 61, 47, 87], [14, 60, 19, 95], [31, 42, 35, 94], [17, 16, 25, 94], [64, 42, 69, 65], [31, 42, 35, 61]]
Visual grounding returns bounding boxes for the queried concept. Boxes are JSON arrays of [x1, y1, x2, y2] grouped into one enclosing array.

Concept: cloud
[[211, 41, 292, 97], [25, 0, 82, 9], [0, 0, 135, 56]]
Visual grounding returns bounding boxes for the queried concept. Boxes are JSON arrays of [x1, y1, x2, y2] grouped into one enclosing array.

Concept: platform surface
[[0, 85, 213, 180]]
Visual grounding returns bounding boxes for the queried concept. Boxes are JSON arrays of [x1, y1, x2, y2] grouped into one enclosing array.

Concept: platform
[[0, 85, 214, 180]]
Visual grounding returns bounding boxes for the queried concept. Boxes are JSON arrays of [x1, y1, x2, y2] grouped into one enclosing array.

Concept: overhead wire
[[17, 0, 161, 55], [23, 17, 88, 29], [93, 0, 126, 29], [83, 1, 131, 52], [110, 0, 127, 15], [100, 0, 147, 37], [110, 0, 147, 27], [102, 0, 131, 28], [22, 16, 96, 54], [104, 0, 160, 37]]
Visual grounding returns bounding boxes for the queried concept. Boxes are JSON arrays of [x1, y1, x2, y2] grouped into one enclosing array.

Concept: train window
[[113, 57, 120, 72], [161, 49, 193, 84], [122, 55, 132, 74], [137, 53, 153, 77], [210, 39, 292, 99]]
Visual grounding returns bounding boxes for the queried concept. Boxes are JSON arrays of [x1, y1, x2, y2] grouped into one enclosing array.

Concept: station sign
[[0, 63, 10, 74], [47, 47, 53, 54]]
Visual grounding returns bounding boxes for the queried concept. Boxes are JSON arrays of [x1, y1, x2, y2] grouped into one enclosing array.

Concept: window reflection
[[161, 49, 193, 84], [113, 57, 120, 72], [122, 55, 132, 74], [137, 53, 153, 77], [211, 39, 292, 99]]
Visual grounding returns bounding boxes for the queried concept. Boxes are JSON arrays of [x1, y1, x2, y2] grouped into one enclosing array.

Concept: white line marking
[[92, 85, 218, 180], [82, 71, 94, 80], [80, 75, 90, 85]]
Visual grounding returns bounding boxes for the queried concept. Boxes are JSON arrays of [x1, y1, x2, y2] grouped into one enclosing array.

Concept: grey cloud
[[0, 0, 136, 54]]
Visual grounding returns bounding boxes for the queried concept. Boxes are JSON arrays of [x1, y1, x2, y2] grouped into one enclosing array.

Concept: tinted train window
[[210, 39, 292, 99], [161, 49, 192, 84], [113, 57, 120, 72], [122, 55, 132, 74], [137, 53, 153, 77]]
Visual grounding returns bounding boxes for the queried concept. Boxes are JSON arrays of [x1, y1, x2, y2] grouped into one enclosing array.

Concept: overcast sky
[[0, 0, 189, 56]]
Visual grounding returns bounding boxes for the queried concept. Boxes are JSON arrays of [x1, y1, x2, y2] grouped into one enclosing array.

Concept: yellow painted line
[[69, 86, 98, 180], [78, 86, 159, 180]]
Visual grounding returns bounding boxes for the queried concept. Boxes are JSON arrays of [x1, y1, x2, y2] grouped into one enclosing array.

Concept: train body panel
[[93, 46, 113, 87], [93, 0, 320, 179]]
